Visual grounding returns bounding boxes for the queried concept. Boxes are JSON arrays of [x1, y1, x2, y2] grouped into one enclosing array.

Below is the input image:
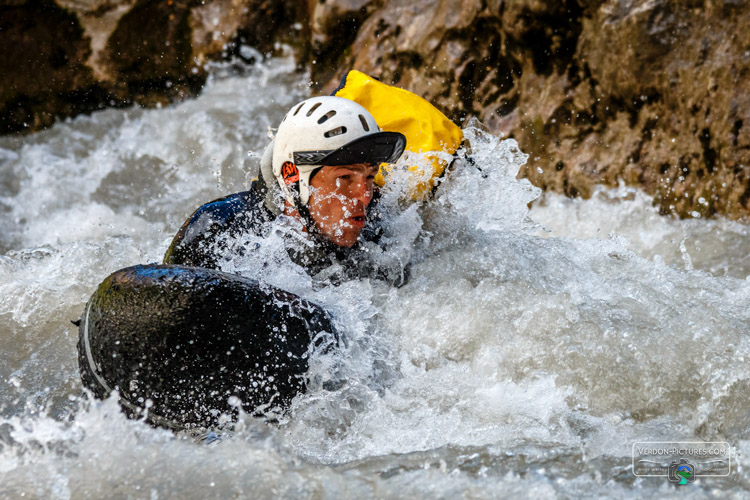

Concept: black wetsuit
[[164, 180, 409, 286], [164, 183, 273, 269]]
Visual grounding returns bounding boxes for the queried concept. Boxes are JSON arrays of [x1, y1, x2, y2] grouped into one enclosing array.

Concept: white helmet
[[272, 96, 406, 206]]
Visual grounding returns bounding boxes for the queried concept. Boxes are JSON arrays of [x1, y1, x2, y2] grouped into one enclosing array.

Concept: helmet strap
[[296, 199, 326, 243], [293, 167, 322, 236]]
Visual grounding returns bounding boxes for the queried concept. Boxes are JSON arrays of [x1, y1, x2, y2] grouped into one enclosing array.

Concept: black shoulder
[[164, 186, 271, 268], [183, 191, 253, 230], [191, 190, 255, 222]]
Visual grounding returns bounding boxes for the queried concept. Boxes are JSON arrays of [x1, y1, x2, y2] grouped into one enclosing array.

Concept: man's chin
[[326, 228, 362, 248]]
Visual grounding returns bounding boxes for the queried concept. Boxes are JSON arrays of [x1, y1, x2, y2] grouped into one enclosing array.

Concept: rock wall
[[2, 0, 748, 220], [310, 0, 750, 220], [0, 0, 308, 133]]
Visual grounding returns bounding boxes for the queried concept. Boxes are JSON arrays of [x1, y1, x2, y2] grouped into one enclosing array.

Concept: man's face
[[307, 163, 378, 248]]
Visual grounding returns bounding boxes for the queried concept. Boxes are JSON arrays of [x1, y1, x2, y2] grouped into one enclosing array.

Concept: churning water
[[1, 55, 749, 498]]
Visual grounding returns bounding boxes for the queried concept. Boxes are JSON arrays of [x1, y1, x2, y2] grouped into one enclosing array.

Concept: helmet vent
[[359, 115, 370, 131], [317, 110, 336, 124], [293, 103, 305, 116], [306, 102, 322, 116], [324, 126, 347, 138]]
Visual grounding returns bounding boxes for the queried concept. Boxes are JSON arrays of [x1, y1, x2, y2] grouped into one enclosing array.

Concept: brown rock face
[[0, 0, 309, 133], [311, 0, 750, 221], [104, 0, 203, 106], [0, 0, 97, 133], [2, 0, 748, 220]]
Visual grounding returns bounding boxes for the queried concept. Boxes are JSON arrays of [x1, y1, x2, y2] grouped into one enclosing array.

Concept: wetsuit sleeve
[[163, 201, 232, 269], [164, 187, 274, 270]]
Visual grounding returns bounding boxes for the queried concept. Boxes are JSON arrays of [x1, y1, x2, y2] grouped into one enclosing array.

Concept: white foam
[[1, 55, 748, 497]]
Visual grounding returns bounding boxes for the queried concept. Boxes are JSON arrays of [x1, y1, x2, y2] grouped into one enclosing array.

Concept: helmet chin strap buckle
[[281, 161, 299, 184]]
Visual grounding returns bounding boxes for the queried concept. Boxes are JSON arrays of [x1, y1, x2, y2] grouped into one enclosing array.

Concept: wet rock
[[2, 0, 748, 220], [0, 0, 98, 133], [103, 0, 204, 107], [0, 0, 309, 134], [311, 0, 750, 221]]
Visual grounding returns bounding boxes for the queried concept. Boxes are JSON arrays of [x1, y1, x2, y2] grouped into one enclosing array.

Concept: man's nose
[[350, 175, 373, 206]]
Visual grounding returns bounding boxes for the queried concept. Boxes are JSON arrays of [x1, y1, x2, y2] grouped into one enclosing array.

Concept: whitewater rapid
[[1, 56, 749, 498]]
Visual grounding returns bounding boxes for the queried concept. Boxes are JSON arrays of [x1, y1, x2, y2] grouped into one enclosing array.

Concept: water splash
[[1, 55, 749, 498]]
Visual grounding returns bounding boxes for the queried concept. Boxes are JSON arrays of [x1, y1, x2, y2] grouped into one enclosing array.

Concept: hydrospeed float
[[78, 265, 336, 429]]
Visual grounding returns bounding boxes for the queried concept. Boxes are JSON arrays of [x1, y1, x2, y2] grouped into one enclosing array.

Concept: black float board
[[77, 264, 336, 429]]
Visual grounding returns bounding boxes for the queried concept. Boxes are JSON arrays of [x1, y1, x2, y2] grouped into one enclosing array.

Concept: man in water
[[164, 96, 408, 285]]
